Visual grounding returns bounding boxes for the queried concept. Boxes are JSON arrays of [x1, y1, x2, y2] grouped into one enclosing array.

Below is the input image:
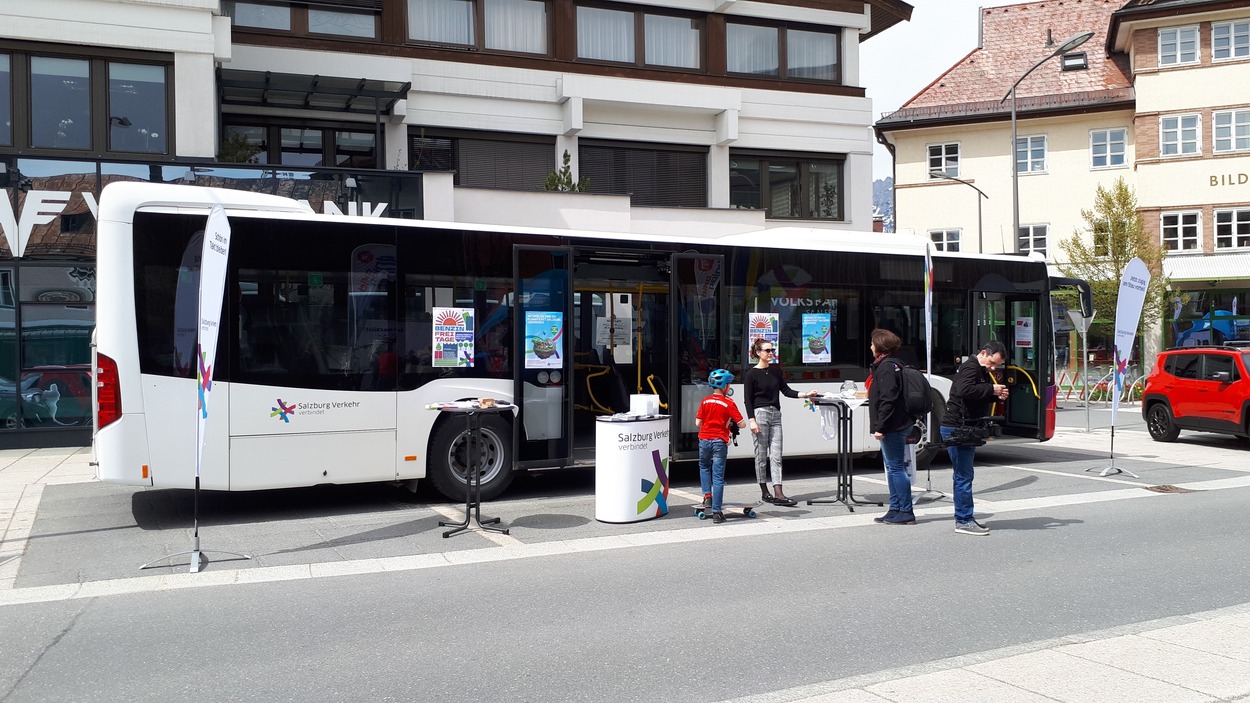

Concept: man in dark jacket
[[940, 340, 1009, 535], [868, 328, 917, 525]]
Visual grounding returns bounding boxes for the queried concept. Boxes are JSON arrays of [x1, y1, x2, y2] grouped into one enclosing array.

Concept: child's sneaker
[[712, 511, 725, 524]]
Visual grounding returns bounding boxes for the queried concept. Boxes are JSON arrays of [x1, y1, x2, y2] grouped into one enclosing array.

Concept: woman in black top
[[744, 337, 818, 505]]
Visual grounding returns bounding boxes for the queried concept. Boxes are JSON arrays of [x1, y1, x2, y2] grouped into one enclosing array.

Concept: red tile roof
[[898, 0, 1131, 111]]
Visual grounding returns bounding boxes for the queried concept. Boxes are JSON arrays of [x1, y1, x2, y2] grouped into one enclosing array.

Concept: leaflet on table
[[432, 307, 475, 367]]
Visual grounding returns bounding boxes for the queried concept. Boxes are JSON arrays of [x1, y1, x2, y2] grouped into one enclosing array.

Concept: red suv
[[1142, 344, 1250, 442]]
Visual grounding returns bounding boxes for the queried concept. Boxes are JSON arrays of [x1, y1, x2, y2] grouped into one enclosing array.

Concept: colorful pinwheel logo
[[270, 398, 296, 423]]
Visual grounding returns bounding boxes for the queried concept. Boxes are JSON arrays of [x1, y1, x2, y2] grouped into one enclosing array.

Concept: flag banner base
[[139, 535, 252, 574]]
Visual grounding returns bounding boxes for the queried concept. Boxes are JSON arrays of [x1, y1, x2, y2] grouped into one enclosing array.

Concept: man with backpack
[[867, 328, 918, 525], [941, 340, 1009, 536]]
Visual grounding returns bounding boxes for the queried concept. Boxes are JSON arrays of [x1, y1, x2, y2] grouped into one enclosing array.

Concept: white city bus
[[93, 182, 1086, 500]]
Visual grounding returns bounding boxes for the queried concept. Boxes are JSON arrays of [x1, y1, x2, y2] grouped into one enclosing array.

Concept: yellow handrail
[[1005, 364, 1040, 399], [645, 374, 670, 410]]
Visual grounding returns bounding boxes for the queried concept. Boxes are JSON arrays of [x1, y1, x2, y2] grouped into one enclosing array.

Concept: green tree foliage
[[543, 150, 590, 192], [217, 132, 262, 164], [1057, 177, 1168, 341]]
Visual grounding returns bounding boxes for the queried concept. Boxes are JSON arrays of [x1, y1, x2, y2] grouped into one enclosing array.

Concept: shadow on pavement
[[266, 515, 448, 555], [982, 516, 1084, 531]]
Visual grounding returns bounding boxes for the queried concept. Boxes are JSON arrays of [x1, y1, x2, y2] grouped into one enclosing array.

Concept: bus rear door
[[513, 245, 574, 468], [971, 288, 1053, 440]]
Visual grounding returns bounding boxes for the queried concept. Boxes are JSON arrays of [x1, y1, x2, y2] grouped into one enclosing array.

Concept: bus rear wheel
[[428, 414, 515, 502], [915, 391, 945, 471]]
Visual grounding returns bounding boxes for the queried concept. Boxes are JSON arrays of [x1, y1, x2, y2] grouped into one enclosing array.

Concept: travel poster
[[432, 307, 475, 367], [525, 311, 564, 369], [802, 313, 831, 364], [747, 313, 779, 364]]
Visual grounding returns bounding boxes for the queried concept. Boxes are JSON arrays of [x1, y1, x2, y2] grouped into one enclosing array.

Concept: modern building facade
[[0, 0, 911, 445], [876, 0, 1250, 356]]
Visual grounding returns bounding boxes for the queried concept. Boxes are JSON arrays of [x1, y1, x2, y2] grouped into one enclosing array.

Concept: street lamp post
[[1000, 31, 1095, 252], [928, 170, 989, 253]]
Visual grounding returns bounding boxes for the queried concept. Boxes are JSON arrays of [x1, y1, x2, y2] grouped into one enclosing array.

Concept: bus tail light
[[96, 352, 122, 429]]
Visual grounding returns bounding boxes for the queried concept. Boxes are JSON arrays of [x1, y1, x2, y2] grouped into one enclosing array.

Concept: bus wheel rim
[[448, 429, 503, 485]]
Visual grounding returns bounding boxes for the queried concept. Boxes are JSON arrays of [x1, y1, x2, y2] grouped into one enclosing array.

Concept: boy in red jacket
[[696, 368, 748, 523]]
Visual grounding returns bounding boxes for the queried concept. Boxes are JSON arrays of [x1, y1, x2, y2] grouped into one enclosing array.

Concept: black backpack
[[889, 359, 934, 418]]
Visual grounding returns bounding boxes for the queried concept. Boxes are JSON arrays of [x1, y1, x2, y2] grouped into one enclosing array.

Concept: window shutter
[[579, 143, 707, 207], [458, 139, 553, 190]]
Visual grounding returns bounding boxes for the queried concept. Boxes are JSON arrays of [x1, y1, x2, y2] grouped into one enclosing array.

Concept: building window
[[12, 51, 172, 157], [0, 55, 11, 147], [225, 122, 378, 169], [410, 129, 554, 189], [927, 143, 959, 178], [1017, 224, 1047, 255], [1215, 208, 1250, 249], [1092, 221, 1111, 257], [1090, 128, 1126, 169], [408, 0, 547, 54], [730, 152, 843, 220], [223, 1, 381, 39], [1015, 135, 1046, 173], [1158, 26, 1199, 66], [726, 22, 839, 83], [930, 229, 960, 252], [1160, 114, 1200, 156], [1213, 109, 1250, 153], [1213, 20, 1250, 61], [581, 141, 707, 208], [1161, 211, 1201, 252], [575, 6, 702, 69]]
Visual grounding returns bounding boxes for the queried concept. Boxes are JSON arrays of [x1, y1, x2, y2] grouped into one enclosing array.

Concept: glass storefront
[[1166, 286, 1250, 349], [0, 155, 424, 443]]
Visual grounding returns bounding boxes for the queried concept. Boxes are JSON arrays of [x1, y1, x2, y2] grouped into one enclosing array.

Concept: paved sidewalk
[[3, 440, 1250, 702], [726, 602, 1250, 703], [0, 447, 94, 589]]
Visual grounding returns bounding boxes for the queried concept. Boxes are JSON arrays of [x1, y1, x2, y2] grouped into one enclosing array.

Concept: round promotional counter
[[594, 414, 672, 523]]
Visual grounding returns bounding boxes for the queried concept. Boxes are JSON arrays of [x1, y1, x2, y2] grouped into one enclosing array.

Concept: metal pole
[[1083, 329, 1090, 432], [977, 191, 984, 253], [1010, 84, 1019, 253]]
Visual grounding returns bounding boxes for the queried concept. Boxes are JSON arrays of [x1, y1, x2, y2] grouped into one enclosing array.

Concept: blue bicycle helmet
[[707, 368, 734, 389]]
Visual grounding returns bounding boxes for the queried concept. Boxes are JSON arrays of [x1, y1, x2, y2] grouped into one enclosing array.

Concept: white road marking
[[5, 472, 1250, 608]]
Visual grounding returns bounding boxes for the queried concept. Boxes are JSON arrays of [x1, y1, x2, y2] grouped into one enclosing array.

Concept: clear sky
[[861, 1, 1019, 181]]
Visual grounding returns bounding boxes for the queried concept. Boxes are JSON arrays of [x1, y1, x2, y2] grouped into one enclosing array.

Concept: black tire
[[427, 414, 515, 502], [1146, 402, 1180, 442], [915, 391, 946, 470]]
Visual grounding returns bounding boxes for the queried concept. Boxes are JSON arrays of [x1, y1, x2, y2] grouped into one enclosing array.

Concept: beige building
[[877, 0, 1250, 350]]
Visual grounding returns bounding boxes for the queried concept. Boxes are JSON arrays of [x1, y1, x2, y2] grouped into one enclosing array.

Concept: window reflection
[[108, 63, 167, 154], [31, 57, 91, 150], [18, 302, 94, 428], [0, 55, 11, 147]]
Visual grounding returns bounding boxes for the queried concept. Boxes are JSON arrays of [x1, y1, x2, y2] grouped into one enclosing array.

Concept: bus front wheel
[[428, 414, 515, 502]]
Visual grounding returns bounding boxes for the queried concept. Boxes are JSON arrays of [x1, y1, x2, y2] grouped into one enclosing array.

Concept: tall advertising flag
[[1110, 257, 1151, 428], [197, 206, 232, 473], [923, 242, 934, 373]]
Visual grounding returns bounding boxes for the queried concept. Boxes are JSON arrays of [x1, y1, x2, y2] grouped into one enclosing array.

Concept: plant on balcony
[[543, 150, 590, 192]]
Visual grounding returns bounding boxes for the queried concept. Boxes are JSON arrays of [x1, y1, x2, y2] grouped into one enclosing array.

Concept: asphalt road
[[2, 407, 1248, 702]]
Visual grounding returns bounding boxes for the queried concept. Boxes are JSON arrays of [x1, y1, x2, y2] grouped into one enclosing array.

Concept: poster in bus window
[[1015, 316, 1034, 348], [746, 313, 779, 364], [802, 313, 831, 364], [432, 307, 475, 367], [525, 311, 563, 369]]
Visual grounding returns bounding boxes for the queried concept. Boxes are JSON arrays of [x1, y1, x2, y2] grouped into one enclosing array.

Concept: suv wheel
[[1146, 403, 1180, 442]]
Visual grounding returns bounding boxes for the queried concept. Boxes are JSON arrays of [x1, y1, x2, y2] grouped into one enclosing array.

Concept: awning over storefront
[[1165, 252, 1250, 282], [217, 69, 410, 116]]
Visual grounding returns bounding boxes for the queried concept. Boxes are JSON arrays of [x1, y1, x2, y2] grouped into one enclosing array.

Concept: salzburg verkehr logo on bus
[[271, 399, 297, 423]]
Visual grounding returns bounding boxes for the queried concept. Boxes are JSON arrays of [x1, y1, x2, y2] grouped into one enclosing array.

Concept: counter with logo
[[594, 414, 671, 523]]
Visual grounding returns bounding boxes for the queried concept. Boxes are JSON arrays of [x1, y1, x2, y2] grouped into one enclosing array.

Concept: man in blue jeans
[[868, 328, 918, 525], [940, 341, 1009, 536]]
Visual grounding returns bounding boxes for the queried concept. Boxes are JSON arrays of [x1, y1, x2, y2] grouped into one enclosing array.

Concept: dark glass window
[[227, 1, 293, 29], [15, 266, 95, 428], [1169, 353, 1201, 379], [0, 55, 10, 147], [1203, 354, 1236, 381], [224, 122, 380, 168], [108, 63, 167, 154], [579, 142, 707, 208], [730, 152, 843, 220], [281, 127, 324, 167], [30, 57, 91, 150], [309, 6, 376, 38]]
